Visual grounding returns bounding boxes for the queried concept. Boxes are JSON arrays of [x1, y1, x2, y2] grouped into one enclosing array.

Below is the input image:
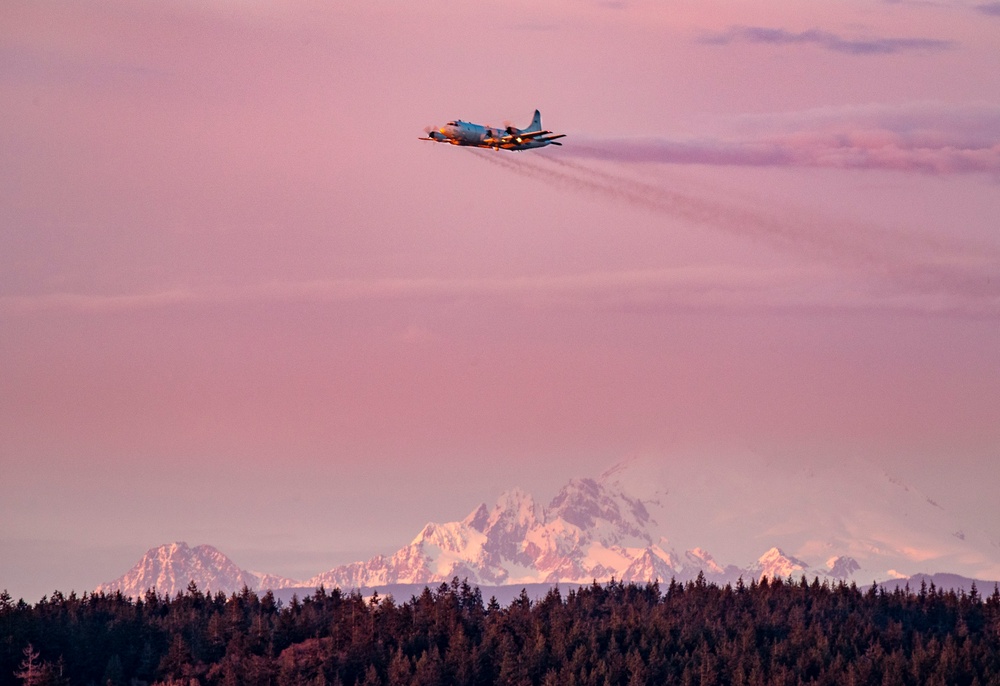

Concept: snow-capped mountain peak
[[486, 488, 543, 531], [685, 548, 726, 575], [597, 449, 1000, 584], [463, 503, 490, 532], [827, 556, 862, 579], [96, 542, 300, 598], [303, 477, 685, 589], [546, 478, 653, 547], [99, 449, 1000, 597], [750, 547, 813, 581]]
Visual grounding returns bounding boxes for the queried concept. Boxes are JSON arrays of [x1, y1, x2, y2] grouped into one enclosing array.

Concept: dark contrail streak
[[469, 149, 1000, 314], [479, 149, 879, 265]]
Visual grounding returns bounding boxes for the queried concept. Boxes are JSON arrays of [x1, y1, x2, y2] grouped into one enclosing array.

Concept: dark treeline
[[3, 575, 1000, 686]]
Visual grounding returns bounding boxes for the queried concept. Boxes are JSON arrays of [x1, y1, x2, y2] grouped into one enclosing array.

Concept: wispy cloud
[[975, 2, 1000, 15], [0, 268, 830, 315], [567, 102, 1000, 176], [4, 261, 996, 319], [700, 25, 955, 55]]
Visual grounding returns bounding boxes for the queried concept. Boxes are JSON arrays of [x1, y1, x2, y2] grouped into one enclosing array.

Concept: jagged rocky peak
[[463, 503, 490, 532], [547, 477, 652, 545], [96, 541, 275, 598], [827, 556, 861, 579], [685, 548, 725, 575], [411, 520, 477, 551], [476, 488, 543, 565], [103, 448, 998, 594], [484, 487, 543, 534], [622, 548, 679, 583], [751, 547, 812, 580]]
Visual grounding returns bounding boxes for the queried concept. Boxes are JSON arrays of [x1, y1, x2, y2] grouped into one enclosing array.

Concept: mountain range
[[97, 450, 1000, 598]]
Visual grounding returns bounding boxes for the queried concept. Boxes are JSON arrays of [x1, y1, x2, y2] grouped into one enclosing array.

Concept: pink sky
[[2, 0, 999, 600]]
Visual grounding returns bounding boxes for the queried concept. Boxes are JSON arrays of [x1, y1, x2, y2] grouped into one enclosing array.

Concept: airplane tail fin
[[528, 109, 542, 132]]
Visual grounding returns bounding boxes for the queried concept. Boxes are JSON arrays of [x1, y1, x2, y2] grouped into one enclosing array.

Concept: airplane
[[420, 110, 565, 151]]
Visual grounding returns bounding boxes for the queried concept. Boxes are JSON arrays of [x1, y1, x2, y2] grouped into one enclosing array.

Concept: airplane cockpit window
[[446, 121, 457, 126]]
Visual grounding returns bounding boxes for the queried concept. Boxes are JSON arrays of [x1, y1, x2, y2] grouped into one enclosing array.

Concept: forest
[[3, 575, 1000, 685]]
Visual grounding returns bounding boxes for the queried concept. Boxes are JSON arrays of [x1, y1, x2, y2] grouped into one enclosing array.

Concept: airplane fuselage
[[421, 110, 564, 151]]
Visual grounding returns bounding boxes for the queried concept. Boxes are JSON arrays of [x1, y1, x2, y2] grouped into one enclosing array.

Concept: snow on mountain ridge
[[546, 478, 653, 547], [827, 556, 862, 579], [685, 548, 726, 576], [463, 503, 490, 532], [304, 475, 788, 589], [749, 547, 814, 581], [489, 487, 543, 529], [599, 449, 1000, 582], [99, 450, 1000, 597], [622, 547, 680, 583], [96, 542, 301, 598]]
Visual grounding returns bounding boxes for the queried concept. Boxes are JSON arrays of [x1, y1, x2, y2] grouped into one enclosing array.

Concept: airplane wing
[[500, 129, 552, 142]]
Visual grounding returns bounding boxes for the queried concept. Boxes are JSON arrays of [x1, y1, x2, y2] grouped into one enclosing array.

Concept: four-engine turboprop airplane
[[420, 110, 565, 151]]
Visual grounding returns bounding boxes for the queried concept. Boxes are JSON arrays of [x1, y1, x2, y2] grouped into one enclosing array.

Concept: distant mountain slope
[[98, 450, 1000, 597], [303, 477, 863, 589], [598, 449, 1000, 583], [95, 542, 301, 597]]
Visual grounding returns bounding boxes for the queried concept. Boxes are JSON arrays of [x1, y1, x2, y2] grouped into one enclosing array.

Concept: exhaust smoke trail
[[469, 149, 1000, 315], [477, 149, 883, 265]]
